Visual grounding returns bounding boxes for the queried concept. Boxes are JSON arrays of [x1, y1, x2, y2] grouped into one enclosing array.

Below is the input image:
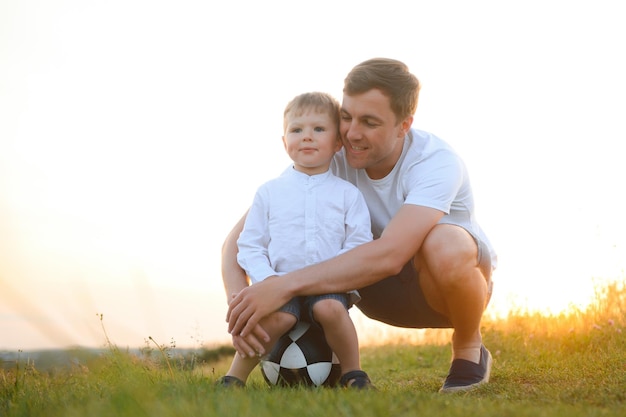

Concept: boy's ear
[[334, 129, 343, 152], [282, 135, 287, 149], [334, 137, 343, 152]]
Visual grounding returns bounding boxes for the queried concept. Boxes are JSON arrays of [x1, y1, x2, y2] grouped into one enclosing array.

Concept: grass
[[1, 280, 625, 417]]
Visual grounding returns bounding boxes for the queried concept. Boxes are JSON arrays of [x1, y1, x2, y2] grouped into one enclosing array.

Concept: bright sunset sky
[[1, 1, 625, 351]]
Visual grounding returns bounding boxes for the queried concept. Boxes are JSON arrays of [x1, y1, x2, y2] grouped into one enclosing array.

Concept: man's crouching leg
[[416, 224, 493, 392]]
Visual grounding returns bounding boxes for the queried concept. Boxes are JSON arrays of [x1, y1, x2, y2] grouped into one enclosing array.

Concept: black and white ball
[[260, 321, 341, 387]]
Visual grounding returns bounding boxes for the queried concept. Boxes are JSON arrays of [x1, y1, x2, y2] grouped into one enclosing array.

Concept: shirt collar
[[287, 165, 332, 182]]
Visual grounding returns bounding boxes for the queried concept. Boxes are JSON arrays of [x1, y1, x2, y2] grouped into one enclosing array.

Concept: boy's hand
[[231, 325, 269, 358], [227, 291, 270, 357], [227, 276, 287, 338]]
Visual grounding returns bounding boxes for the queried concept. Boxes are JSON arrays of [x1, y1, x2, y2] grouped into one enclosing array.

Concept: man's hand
[[227, 275, 289, 337]]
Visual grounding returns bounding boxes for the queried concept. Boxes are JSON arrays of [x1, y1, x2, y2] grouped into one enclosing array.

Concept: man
[[223, 58, 496, 393]]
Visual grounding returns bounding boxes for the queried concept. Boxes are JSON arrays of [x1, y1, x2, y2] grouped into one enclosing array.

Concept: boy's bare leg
[[225, 311, 297, 382], [312, 299, 361, 374]]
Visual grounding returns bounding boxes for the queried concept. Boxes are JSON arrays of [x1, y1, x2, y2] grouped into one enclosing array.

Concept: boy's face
[[340, 88, 412, 179], [282, 110, 342, 176]]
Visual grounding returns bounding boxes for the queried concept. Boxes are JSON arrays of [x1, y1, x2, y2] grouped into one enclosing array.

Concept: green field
[[2, 281, 625, 417]]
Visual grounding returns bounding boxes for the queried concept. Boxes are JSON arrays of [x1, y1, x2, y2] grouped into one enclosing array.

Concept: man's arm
[[221, 212, 249, 301], [227, 204, 444, 337], [221, 211, 272, 355]]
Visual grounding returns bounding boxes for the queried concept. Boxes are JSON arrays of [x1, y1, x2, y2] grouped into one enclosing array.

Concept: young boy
[[219, 92, 373, 389]]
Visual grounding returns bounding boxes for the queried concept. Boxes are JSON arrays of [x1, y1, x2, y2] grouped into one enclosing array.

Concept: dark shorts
[[355, 239, 493, 329], [279, 293, 349, 325]]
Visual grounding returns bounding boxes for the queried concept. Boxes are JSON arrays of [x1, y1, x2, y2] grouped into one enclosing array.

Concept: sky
[[1, 0, 625, 351]]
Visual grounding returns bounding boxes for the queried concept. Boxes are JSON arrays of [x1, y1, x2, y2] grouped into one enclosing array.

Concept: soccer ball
[[260, 321, 341, 387]]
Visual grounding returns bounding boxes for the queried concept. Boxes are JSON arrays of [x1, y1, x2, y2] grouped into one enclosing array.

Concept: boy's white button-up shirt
[[237, 167, 372, 284]]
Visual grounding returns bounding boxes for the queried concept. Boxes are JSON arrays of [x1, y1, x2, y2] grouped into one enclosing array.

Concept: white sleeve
[[236, 187, 277, 283], [403, 150, 464, 214], [338, 188, 373, 255]]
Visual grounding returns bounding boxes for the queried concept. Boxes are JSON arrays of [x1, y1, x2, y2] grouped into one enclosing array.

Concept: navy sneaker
[[339, 370, 375, 390], [439, 345, 492, 393]]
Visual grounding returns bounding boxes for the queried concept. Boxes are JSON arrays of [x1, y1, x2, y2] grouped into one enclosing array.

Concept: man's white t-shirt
[[331, 128, 496, 268]]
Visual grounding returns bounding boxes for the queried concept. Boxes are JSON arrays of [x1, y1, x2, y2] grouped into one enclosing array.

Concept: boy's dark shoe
[[216, 376, 245, 388]]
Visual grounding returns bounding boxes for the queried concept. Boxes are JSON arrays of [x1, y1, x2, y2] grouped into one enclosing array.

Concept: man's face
[[340, 89, 411, 179]]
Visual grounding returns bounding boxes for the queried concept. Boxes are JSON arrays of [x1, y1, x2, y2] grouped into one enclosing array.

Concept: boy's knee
[[312, 299, 345, 324], [264, 311, 297, 333]]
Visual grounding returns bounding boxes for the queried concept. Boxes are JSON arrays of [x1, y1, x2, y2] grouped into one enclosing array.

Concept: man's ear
[[398, 116, 414, 138]]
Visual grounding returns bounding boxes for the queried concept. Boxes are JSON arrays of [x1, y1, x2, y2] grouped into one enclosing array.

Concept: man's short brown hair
[[343, 58, 420, 123]]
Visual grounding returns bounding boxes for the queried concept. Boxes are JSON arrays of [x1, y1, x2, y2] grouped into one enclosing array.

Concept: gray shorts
[[355, 239, 493, 329], [279, 293, 349, 325]]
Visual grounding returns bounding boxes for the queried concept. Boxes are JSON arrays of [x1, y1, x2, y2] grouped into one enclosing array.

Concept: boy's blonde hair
[[283, 92, 341, 133], [343, 58, 420, 123]]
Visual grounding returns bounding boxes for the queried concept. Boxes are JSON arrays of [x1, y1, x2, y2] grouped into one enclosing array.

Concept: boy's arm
[[236, 191, 278, 284], [339, 191, 373, 254], [227, 204, 444, 337]]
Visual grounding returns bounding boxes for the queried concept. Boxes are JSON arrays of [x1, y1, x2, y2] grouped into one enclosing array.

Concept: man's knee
[[418, 225, 479, 284]]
